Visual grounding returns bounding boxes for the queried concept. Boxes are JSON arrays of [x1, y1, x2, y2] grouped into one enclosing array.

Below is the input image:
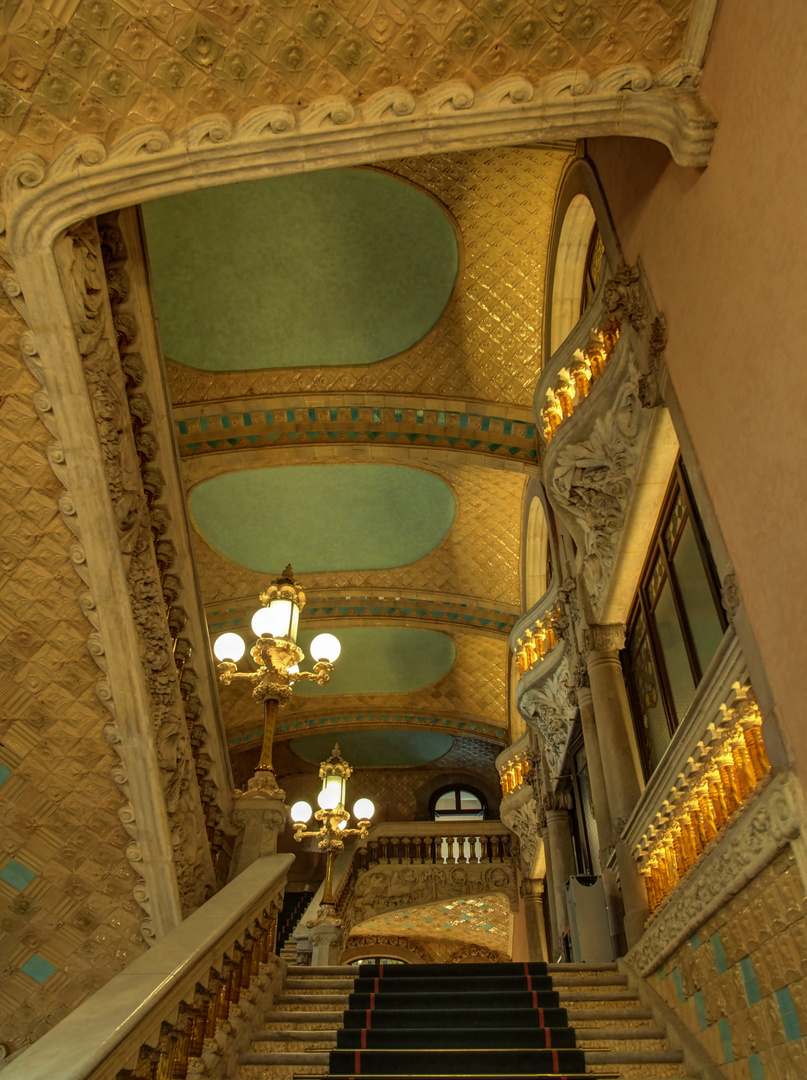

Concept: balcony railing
[[496, 730, 533, 797], [622, 629, 771, 918], [510, 579, 561, 684], [332, 820, 517, 916]]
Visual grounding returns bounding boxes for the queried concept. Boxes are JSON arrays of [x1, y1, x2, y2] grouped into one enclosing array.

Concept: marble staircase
[[234, 963, 706, 1080]]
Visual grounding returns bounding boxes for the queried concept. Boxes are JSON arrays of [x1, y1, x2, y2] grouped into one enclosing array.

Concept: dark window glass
[[581, 226, 604, 314], [430, 785, 486, 820], [623, 459, 727, 778]]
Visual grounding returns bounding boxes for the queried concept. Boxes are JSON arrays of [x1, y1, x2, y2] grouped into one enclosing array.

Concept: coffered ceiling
[[140, 144, 572, 766]]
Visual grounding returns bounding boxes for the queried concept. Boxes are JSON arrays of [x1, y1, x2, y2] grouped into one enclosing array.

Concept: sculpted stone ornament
[[721, 570, 742, 621], [583, 624, 627, 655], [603, 263, 647, 331], [229, 790, 288, 879], [548, 354, 649, 614], [500, 783, 542, 875], [638, 313, 669, 409], [306, 909, 344, 966], [349, 863, 518, 929], [519, 646, 578, 781]]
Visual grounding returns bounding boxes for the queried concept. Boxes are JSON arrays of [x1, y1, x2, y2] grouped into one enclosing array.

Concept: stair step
[[278, 992, 350, 1004], [285, 978, 355, 990], [560, 990, 639, 1002], [240, 1046, 683, 1065], [567, 1006, 653, 1021], [262, 1010, 343, 1024], [253, 1029, 337, 1041]]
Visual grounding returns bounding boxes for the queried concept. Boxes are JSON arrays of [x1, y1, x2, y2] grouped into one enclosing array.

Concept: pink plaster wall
[[588, 0, 807, 780]]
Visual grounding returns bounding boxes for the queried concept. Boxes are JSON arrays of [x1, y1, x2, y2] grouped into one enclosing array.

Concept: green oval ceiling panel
[[290, 730, 454, 768], [190, 464, 454, 573], [294, 627, 455, 696], [141, 168, 458, 371]]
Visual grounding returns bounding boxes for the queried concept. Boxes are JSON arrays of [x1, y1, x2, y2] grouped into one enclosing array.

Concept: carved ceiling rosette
[[516, 640, 578, 785]]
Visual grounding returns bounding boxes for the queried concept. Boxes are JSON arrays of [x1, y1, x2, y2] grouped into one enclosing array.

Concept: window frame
[[623, 458, 728, 778]]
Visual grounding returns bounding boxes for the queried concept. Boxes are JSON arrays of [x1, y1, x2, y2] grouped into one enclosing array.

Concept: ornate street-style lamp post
[[212, 565, 341, 797], [290, 744, 375, 908]]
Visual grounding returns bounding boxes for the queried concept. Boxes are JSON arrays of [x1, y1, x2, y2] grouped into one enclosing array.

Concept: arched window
[[549, 194, 598, 354], [525, 495, 551, 608], [349, 957, 408, 966], [429, 785, 487, 821]]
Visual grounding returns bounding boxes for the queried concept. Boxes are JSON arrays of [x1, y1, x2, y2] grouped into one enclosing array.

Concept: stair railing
[[0, 854, 293, 1080]]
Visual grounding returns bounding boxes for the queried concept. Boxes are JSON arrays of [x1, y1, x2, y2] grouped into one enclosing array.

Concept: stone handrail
[[0, 854, 293, 1080]]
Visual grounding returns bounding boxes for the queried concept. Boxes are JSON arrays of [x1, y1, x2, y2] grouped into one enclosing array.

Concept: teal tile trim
[[672, 966, 685, 1004], [0, 859, 36, 890], [694, 989, 707, 1031], [775, 987, 802, 1041], [739, 955, 762, 1005], [710, 931, 728, 975], [748, 1052, 765, 1080], [657, 962, 665, 980], [717, 1017, 734, 1063], [690, 931, 700, 950], [0, 763, 11, 787], [21, 954, 56, 983]]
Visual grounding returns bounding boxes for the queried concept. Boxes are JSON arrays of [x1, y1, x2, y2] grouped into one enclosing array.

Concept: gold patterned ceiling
[[158, 145, 571, 760], [0, 0, 696, 162]]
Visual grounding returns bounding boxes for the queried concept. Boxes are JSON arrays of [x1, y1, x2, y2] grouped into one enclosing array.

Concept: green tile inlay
[[0, 763, 11, 787], [775, 987, 802, 1041], [748, 1053, 764, 1080], [693, 989, 707, 1031], [690, 931, 700, 950], [710, 931, 728, 975], [0, 859, 36, 891], [657, 963, 665, 980], [739, 955, 762, 1005], [717, 1017, 734, 1063], [21, 954, 56, 984], [671, 966, 685, 1004]]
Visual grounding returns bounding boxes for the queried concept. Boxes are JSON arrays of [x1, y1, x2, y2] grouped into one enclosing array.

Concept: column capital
[[583, 623, 626, 654]]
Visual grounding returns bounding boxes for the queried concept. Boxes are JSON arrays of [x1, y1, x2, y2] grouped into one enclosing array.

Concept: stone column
[[229, 773, 288, 879], [578, 685, 625, 956], [539, 812, 559, 959], [584, 624, 649, 945], [522, 877, 549, 961], [307, 914, 343, 965], [544, 792, 575, 957]]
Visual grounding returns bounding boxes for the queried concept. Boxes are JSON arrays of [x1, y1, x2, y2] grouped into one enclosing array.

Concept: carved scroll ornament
[[519, 645, 578, 782], [547, 353, 649, 614]]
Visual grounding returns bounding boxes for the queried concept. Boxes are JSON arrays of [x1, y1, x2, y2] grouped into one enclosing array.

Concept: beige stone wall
[[650, 849, 807, 1079], [587, 0, 807, 788]]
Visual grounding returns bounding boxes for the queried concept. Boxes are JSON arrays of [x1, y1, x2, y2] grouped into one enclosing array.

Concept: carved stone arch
[[348, 865, 519, 928]]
